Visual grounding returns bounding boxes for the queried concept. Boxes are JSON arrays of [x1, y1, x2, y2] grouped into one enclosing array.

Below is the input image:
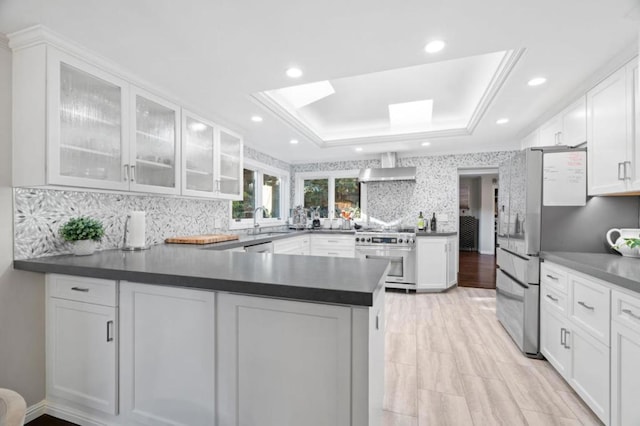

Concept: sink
[[255, 231, 295, 236]]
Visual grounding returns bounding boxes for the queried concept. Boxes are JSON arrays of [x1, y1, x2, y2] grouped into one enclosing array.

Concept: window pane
[[232, 169, 256, 219], [335, 178, 360, 218], [262, 174, 281, 219], [304, 179, 329, 218]]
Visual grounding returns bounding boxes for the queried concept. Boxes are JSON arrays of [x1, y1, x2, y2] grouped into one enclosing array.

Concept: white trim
[[45, 401, 111, 426], [25, 400, 47, 423], [294, 169, 362, 220], [479, 250, 495, 255]]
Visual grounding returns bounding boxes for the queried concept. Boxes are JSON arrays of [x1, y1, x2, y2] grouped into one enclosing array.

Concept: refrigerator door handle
[[500, 247, 530, 262], [499, 268, 529, 289]]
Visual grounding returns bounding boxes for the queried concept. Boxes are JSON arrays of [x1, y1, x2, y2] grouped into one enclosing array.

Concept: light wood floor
[[383, 287, 603, 426]]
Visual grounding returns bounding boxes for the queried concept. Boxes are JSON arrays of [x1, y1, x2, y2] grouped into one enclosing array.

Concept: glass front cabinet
[[181, 111, 243, 200], [12, 35, 242, 199]]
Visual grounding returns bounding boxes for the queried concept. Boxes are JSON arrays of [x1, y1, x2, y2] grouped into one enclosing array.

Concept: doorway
[[457, 169, 498, 289]]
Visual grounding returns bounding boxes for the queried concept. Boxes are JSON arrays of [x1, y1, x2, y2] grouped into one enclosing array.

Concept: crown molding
[[0, 33, 9, 51], [252, 48, 524, 149]]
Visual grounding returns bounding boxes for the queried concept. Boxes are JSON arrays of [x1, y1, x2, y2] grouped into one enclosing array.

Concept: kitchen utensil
[[606, 228, 640, 258], [165, 234, 240, 245]]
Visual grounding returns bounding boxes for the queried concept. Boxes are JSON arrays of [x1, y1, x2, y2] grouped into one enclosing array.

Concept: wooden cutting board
[[165, 234, 240, 245]]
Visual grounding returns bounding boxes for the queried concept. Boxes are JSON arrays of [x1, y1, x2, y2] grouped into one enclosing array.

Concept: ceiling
[[0, 0, 638, 164]]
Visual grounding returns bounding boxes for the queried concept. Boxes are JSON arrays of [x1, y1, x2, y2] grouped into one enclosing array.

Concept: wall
[[0, 39, 46, 406], [13, 146, 290, 259], [292, 151, 513, 232], [479, 175, 497, 254]]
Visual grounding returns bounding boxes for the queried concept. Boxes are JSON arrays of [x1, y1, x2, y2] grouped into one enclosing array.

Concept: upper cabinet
[[587, 58, 638, 195], [10, 27, 242, 199], [521, 97, 586, 149], [181, 112, 243, 200]]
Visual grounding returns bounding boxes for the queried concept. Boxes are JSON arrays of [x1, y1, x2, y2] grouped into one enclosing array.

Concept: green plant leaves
[[59, 217, 105, 242]]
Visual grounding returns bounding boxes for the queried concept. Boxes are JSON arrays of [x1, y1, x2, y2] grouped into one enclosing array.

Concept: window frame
[[229, 158, 290, 230], [294, 169, 367, 220]]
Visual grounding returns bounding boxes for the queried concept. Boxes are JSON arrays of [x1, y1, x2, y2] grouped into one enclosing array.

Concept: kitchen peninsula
[[14, 243, 388, 426]]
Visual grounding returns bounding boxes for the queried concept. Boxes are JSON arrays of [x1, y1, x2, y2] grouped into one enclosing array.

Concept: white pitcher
[[606, 228, 640, 258]]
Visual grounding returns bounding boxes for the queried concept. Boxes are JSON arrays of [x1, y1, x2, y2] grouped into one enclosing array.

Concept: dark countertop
[[416, 232, 457, 237], [14, 244, 388, 306], [541, 251, 640, 294]]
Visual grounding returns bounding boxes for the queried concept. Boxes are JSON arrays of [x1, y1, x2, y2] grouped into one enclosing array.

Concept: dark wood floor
[[458, 251, 497, 289], [26, 415, 77, 426]]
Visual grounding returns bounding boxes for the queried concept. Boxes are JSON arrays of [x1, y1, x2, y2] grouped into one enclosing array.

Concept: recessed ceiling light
[[286, 67, 303, 78], [289, 139, 299, 145], [421, 142, 431, 146], [424, 40, 446, 54], [355, 147, 363, 152], [496, 118, 509, 125], [251, 115, 263, 122], [528, 77, 547, 86]]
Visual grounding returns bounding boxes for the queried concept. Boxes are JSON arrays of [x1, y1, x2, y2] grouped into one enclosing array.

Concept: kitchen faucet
[[253, 206, 267, 234]]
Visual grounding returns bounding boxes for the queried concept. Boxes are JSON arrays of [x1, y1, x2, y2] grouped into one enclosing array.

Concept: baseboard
[[479, 250, 495, 255], [45, 401, 110, 426], [25, 400, 46, 423]]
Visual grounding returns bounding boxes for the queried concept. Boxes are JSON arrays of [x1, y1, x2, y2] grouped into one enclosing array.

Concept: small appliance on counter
[[290, 206, 308, 230], [311, 206, 322, 229]]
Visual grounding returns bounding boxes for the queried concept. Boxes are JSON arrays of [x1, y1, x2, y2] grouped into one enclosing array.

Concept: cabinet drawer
[[48, 274, 118, 307], [541, 283, 567, 315], [613, 289, 640, 334], [541, 262, 568, 294], [312, 236, 354, 248], [569, 273, 610, 344]]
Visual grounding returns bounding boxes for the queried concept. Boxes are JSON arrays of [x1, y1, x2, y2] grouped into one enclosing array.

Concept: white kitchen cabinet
[[587, 58, 638, 195], [273, 234, 310, 255], [10, 27, 243, 198], [119, 282, 215, 426], [310, 234, 355, 257], [611, 320, 640, 426], [539, 97, 587, 147], [520, 128, 540, 149], [415, 236, 456, 291], [540, 299, 571, 378], [46, 275, 118, 415], [129, 87, 181, 195]]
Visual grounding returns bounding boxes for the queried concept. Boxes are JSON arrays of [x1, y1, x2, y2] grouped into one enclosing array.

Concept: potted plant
[[59, 217, 105, 256], [615, 237, 640, 258]]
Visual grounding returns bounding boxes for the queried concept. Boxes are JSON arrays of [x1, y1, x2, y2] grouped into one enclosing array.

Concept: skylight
[[267, 80, 336, 109]]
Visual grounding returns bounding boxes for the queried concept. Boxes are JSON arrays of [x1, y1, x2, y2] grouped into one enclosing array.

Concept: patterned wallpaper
[[291, 151, 514, 232], [13, 145, 291, 260]]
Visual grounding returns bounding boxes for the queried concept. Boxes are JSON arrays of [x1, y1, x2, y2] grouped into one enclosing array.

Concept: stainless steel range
[[355, 230, 416, 290]]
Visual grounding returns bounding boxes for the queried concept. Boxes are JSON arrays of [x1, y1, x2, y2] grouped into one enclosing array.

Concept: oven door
[[356, 246, 415, 284]]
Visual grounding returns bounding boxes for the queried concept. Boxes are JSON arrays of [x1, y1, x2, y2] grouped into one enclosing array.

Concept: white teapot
[[606, 228, 640, 258]]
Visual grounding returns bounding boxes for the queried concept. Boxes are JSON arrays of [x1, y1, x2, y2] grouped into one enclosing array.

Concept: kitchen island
[[14, 246, 388, 426]]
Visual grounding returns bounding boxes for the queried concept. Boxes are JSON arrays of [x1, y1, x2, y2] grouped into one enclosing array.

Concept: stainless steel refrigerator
[[496, 147, 640, 357]]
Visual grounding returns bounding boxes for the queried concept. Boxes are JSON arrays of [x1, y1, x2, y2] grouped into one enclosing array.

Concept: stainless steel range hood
[[358, 153, 416, 182]]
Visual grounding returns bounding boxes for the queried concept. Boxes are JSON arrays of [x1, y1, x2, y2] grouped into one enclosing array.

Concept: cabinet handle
[[216, 180, 221, 192], [578, 301, 595, 310], [375, 313, 380, 330], [624, 161, 632, 180], [560, 327, 566, 346], [124, 164, 130, 181], [546, 294, 559, 302], [622, 308, 640, 320], [546, 274, 558, 280], [130, 165, 136, 182], [557, 131, 562, 145], [106, 320, 114, 342], [327, 252, 340, 255], [564, 330, 571, 349], [618, 162, 625, 180], [71, 286, 89, 292]]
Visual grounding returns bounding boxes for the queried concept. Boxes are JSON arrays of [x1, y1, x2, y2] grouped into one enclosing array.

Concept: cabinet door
[[587, 66, 629, 195], [119, 282, 215, 426], [217, 293, 352, 426], [130, 87, 181, 195], [560, 97, 587, 147], [216, 127, 243, 200], [539, 116, 563, 146], [47, 298, 117, 414], [520, 128, 540, 149], [416, 238, 447, 290], [540, 304, 570, 378], [182, 111, 216, 197], [446, 239, 457, 286], [611, 321, 640, 426], [629, 60, 640, 191], [47, 49, 130, 190], [568, 324, 610, 424]]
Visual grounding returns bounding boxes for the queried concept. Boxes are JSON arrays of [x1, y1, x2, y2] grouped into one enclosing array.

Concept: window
[[296, 170, 363, 220], [231, 159, 289, 228]]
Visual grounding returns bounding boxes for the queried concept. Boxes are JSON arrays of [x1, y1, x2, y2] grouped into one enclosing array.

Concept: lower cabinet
[[46, 275, 118, 416], [119, 282, 216, 426], [273, 234, 310, 255], [540, 302, 571, 378], [415, 236, 457, 291], [310, 234, 355, 257]]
